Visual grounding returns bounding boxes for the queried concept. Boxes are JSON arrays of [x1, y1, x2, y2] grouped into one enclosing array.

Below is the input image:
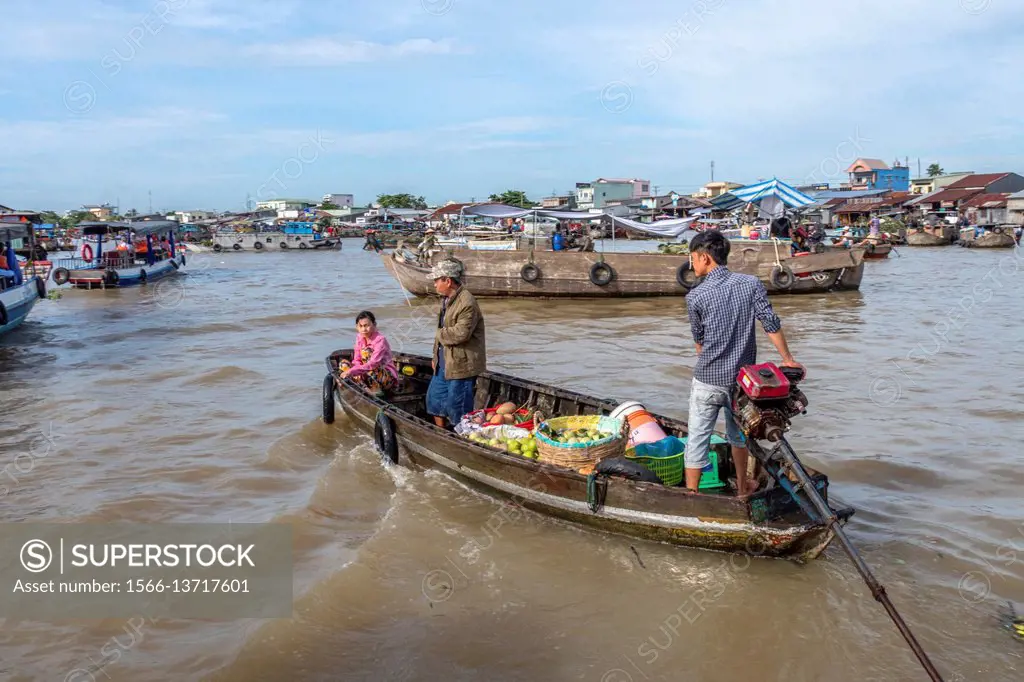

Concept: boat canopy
[[726, 178, 815, 219], [607, 215, 698, 240], [79, 220, 179, 237], [0, 222, 36, 240]]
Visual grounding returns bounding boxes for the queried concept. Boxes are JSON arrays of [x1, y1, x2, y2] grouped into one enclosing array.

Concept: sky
[[2, 0, 1023, 213]]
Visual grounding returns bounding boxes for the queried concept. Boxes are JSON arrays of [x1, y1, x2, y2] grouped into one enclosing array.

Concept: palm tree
[[926, 163, 944, 177]]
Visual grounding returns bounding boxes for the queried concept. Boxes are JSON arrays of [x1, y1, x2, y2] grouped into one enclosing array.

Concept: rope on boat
[[772, 237, 784, 268]]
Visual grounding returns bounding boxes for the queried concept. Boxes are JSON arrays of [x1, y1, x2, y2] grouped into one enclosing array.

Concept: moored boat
[[905, 225, 956, 246], [212, 223, 341, 252], [0, 213, 48, 337], [322, 350, 851, 561], [50, 221, 186, 289], [958, 224, 1017, 248], [383, 244, 865, 298]]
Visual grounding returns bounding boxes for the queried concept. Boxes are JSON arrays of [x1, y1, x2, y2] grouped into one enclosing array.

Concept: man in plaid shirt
[[683, 230, 803, 495]]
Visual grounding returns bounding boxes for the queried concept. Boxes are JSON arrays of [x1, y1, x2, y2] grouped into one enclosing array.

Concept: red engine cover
[[736, 363, 791, 399]]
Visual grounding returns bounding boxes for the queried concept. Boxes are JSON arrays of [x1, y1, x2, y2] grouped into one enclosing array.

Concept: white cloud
[[244, 37, 461, 65]]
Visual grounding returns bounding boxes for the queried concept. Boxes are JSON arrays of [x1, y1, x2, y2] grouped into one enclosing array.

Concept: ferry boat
[[0, 213, 48, 337], [50, 221, 187, 289], [212, 222, 341, 252]]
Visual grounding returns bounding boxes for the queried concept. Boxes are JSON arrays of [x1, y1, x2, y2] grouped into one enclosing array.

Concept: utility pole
[[917, 158, 921, 178], [148, 190, 152, 214], [710, 160, 715, 183]]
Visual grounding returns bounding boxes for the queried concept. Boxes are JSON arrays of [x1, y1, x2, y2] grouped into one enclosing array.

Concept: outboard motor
[[731, 363, 808, 442]]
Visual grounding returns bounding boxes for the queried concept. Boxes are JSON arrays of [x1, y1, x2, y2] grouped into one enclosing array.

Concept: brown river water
[[1, 239, 1022, 681]]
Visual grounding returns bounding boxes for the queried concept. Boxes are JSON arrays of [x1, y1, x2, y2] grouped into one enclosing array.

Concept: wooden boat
[[905, 225, 956, 246], [321, 350, 852, 561], [827, 239, 892, 260], [958, 225, 1017, 248], [51, 221, 186, 289], [0, 214, 47, 337], [382, 243, 864, 298]]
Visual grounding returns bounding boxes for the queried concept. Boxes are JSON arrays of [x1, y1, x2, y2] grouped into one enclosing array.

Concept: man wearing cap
[[427, 260, 486, 429]]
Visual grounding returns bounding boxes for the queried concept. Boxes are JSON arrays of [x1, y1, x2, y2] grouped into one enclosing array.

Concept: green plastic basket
[[625, 435, 727, 489]]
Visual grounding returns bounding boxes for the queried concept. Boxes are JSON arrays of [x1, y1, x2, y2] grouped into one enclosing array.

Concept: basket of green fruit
[[465, 425, 540, 460], [534, 415, 625, 468]]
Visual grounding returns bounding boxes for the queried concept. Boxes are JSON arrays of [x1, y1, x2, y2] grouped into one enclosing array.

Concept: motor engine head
[[732, 363, 808, 442]]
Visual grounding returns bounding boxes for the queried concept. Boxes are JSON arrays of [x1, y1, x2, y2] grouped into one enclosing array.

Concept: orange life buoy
[[82, 244, 93, 263]]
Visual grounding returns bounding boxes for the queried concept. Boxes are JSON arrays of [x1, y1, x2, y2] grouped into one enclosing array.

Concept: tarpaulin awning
[[462, 204, 606, 221], [730, 178, 815, 209], [608, 215, 698, 240]]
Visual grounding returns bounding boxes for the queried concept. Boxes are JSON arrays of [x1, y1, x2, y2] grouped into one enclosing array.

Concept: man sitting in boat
[[683, 230, 803, 496], [426, 260, 486, 430], [790, 226, 811, 255], [417, 229, 438, 261]]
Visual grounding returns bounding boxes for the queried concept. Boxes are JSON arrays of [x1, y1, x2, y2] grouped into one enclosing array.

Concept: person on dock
[[340, 310, 399, 396], [683, 230, 803, 496], [427, 260, 486, 430]]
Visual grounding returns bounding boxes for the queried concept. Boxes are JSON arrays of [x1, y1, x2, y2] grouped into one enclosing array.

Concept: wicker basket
[[534, 415, 625, 468]]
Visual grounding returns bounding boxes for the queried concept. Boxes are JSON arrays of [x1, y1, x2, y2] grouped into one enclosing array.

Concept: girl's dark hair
[[355, 310, 376, 325]]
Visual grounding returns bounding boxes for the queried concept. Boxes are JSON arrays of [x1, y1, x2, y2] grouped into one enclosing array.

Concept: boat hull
[[905, 227, 955, 246], [958, 228, 1016, 248], [863, 244, 892, 259], [0, 277, 42, 337], [212, 232, 341, 252], [327, 353, 838, 561], [60, 253, 187, 289], [383, 247, 864, 298]]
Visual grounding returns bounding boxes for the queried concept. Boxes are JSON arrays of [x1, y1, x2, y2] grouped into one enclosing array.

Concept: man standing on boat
[[683, 230, 803, 496], [427, 260, 486, 429]]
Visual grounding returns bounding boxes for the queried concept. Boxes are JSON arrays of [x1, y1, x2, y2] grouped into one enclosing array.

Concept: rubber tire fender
[[104, 269, 120, 286], [213, 243, 223, 252], [254, 241, 264, 250], [595, 457, 663, 484], [993, 226, 1004, 235], [769, 264, 795, 290], [34, 276, 47, 299], [589, 261, 614, 286], [374, 411, 399, 464], [169, 259, 180, 270], [676, 260, 698, 290], [299, 242, 309, 249], [232, 243, 242, 251], [139, 269, 147, 283], [52, 268, 70, 285], [280, 242, 289, 249], [520, 263, 540, 282], [0, 301, 7, 326], [322, 374, 336, 424]]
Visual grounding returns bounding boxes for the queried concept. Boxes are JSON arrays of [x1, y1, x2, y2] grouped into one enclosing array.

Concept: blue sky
[[2, 0, 1023, 212]]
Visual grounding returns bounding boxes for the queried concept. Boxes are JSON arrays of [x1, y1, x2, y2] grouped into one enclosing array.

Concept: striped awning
[[730, 178, 815, 208]]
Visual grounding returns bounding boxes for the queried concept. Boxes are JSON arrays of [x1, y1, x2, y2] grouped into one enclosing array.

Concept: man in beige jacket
[[426, 260, 486, 428]]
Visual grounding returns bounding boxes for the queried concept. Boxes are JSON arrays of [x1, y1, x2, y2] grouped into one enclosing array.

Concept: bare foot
[[737, 478, 761, 497]]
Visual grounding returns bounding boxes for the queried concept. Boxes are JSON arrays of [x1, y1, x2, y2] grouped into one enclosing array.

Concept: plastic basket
[[625, 435, 727, 489], [535, 415, 625, 468]]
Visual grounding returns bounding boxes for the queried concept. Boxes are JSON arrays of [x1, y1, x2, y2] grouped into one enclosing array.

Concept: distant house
[[695, 181, 744, 199], [540, 194, 577, 209], [961, 193, 1011, 225], [1007, 190, 1024, 225], [909, 178, 934, 195], [256, 198, 315, 212], [321, 193, 354, 208], [575, 183, 595, 210], [833, 192, 912, 225], [589, 178, 651, 208], [82, 203, 115, 220], [844, 159, 910, 192], [919, 173, 1024, 218], [173, 210, 215, 224]]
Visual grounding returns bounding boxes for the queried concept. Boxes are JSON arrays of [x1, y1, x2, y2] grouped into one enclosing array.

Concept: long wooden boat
[[322, 350, 852, 561], [957, 226, 1016, 248], [382, 243, 864, 298], [905, 225, 956, 246]]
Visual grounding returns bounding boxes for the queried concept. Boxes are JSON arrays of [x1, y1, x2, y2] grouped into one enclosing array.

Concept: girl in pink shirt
[[340, 310, 399, 393]]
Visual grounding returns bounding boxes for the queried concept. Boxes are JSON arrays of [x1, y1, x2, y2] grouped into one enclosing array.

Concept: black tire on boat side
[[104, 269, 120, 286], [769, 264, 794, 290], [993, 226, 1004, 235], [52, 268, 70, 285], [589, 262, 614, 286], [280, 242, 288, 249], [34, 276, 47, 299], [169, 259, 180, 270], [254, 241, 264, 250], [213, 244, 223, 252], [520, 263, 540, 282], [0, 301, 7, 326], [232, 243, 242, 251], [374, 411, 399, 464], [299, 242, 309, 249], [139, 269, 147, 283], [676, 261, 698, 290], [322, 375, 336, 424]]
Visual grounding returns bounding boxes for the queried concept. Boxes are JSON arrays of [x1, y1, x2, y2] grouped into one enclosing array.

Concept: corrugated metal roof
[[917, 188, 982, 204], [946, 173, 1009, 189], [962, 193, 1010, 208]]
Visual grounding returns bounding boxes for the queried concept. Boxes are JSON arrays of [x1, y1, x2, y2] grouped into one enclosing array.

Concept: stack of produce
[[465, 427, 539, 460]]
